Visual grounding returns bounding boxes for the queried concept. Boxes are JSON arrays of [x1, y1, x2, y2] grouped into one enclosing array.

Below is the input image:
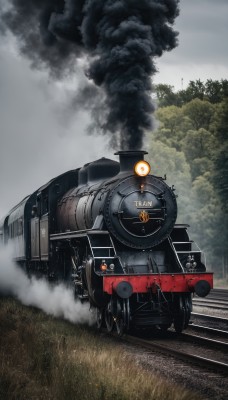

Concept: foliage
[[155, 79, 228, 107], [182, 100, 215, 131], [146, 139, 191, 224], [148, 80, 228, 277], [155, 84, 179, 107]]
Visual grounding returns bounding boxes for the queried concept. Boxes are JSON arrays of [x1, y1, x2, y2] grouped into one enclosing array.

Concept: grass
[[0, 297, 201, 400]]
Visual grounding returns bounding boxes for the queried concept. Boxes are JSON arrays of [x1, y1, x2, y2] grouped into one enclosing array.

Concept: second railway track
[[193, 299, 228, 311], [191, 312, 228, 331], [109, 291, 228, 398], [112, 304, 228, 378], [188, 323, 228, 339], [119, 331, 228, 376], [193, 288, 228, 311]]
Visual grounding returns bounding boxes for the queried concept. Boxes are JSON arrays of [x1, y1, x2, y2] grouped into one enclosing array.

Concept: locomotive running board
[[50, 229, 110, 241]]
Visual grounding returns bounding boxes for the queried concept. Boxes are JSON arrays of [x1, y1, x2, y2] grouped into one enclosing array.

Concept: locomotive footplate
[[103, 273, 213, 298]]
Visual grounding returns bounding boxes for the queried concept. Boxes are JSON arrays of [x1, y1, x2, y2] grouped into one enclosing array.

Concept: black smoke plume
[[1, 0, 179, 149]]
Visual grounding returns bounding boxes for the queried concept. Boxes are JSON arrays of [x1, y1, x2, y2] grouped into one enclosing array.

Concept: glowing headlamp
[[134, 160, 151, 177], [100, 260, 107, 272]]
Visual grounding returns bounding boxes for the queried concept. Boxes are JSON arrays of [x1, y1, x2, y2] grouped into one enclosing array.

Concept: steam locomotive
[[0, 151, 213, 335]]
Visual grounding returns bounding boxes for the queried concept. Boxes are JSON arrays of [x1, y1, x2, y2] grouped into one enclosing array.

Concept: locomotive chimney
[[115, 151, 148, 172]]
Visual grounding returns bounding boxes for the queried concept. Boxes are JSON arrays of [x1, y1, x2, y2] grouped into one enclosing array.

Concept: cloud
[[154, 0, 228, 88], [176, 0, 228, 63]]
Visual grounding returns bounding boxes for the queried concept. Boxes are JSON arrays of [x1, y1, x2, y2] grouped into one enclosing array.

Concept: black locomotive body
[[0, 151, 213, 334]]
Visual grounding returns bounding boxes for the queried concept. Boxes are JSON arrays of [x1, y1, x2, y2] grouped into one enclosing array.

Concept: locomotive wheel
[[116, 299, 124, 336], [115, 299, 130, 336], [183, 294, 192, 329], [116, 317, 124, 336], [174, 311, 185, 333], [174, 295, 186, 333], [105, 303, 114, 333], [96, 308, 103, 331]]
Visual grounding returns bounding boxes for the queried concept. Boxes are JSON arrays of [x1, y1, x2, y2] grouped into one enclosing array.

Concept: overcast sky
[[154, 0, 228, 89], [0, 0, 228, 217]]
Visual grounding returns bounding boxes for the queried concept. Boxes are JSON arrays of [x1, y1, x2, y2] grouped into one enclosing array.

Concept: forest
[[147, 79, 228, 279]]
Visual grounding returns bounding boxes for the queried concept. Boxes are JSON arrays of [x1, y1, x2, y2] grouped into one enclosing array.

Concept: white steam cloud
[[0, 245, 95, 325]]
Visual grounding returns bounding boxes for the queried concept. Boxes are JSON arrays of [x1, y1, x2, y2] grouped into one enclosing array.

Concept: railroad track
[[112, 304, 228, 377], [110, 290, 228, 396], [180, 331, 228, 350], [193, 288, 228, 310], [188, 323, 228, 339], [193, 299, 228, 310], [209, 288, 228, 296], [205, 288, 228, 302], [119, 332, 228, 376], [191, 312, 228, 329]]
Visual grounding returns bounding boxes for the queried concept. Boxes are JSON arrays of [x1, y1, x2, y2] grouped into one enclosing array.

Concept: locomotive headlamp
[[100, 260, 107, 272], [134, 160, 151, 177]]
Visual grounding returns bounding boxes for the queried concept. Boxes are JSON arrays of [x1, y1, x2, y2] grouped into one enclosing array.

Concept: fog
[[0, 35, 113, 219], [0, 245, 95, 325]]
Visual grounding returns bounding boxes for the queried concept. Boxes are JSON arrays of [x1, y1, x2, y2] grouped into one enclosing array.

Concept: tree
[[180, 128, 216, 179], [147, 139, 192, 224], [211, 98, 228, 141], [184, 80, 205, 101], [220, 79, 228, 98], [151, 84, 228, 278], [210, 99, 228, 212], [205, 79, 224, 103], [154, 84, 179, 107], [183, 99, 215, 131], [154, 105, 190, 150], [188, 173, 226, 275], [154, 80, 228, 109]]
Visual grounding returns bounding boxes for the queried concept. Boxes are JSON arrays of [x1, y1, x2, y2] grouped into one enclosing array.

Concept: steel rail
[[211, 289, 228, 294], [121, 335, 228, 376], [188, 323, 228, 338], [207, 289, 228, 300], [191, 312, 228, 324], [180, 332, 228, 351], [193, 298, 228, 306], [193, 302, 228, 311], [206, 297, 228, 302]]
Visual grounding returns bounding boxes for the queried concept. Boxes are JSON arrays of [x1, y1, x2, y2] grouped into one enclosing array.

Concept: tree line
[[147, 79, 228, 279]]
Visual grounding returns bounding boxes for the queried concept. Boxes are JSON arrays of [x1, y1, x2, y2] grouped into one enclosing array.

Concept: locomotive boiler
[[0, 150, 213, 335]]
